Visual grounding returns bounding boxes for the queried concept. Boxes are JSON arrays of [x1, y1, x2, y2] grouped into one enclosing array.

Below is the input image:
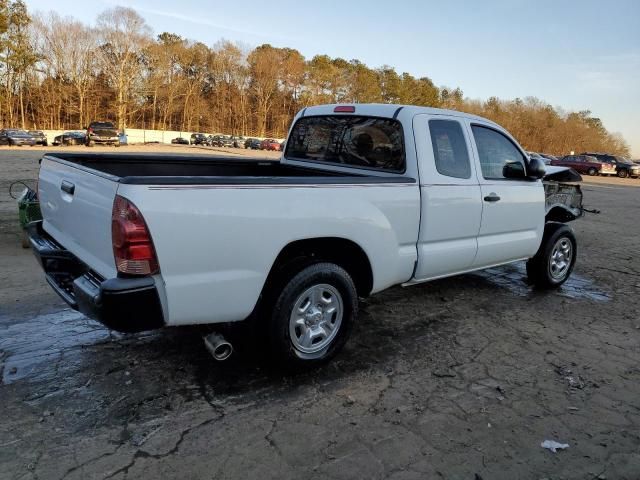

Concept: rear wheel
[[618, 169, 628, 178], [268, 262, 357, 370], [527, 223, 577, 289], [587, 167, 597, 176]]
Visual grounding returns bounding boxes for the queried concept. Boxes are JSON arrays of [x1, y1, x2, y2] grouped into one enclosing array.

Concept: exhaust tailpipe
[[203, 332, 233, 361]]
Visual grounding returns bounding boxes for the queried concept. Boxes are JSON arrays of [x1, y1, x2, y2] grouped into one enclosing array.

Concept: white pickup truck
[[29, 104, 583, 368]]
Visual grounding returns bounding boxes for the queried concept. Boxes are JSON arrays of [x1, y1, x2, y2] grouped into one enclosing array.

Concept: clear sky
[[26, 0, 640, 156]]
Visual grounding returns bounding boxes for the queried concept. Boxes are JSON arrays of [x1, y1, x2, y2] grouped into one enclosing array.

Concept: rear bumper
[[28, 221, 165, 332]]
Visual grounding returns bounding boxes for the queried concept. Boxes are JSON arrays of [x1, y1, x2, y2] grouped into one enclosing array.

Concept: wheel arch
[[545, 206, 580, 223], [263, 237, 374, 300]]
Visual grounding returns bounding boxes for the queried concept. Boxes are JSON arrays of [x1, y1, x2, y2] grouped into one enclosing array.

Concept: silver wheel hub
[[549, 237, 572, 280], [289, 284, 343, 355]]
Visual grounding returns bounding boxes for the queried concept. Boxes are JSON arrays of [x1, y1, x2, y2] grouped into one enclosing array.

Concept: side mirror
[[503, 161, 526, 179], [527, 157, 546, 179]]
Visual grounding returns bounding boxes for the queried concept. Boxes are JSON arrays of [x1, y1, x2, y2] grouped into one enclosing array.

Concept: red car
[[260, 139, 280, 151], [550, 154, 615, 176]]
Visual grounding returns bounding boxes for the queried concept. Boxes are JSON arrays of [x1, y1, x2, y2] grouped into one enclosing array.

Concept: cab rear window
[[285, 116, 405, 172]]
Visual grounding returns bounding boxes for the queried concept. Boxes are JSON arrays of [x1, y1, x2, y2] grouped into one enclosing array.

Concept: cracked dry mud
[[1, 147, 639, 480]]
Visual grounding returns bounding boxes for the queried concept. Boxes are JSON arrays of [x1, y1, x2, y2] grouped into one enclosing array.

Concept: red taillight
[[111, 195, 159, 275], [88, 127, 93, 133], [334, 105, 355, 113]]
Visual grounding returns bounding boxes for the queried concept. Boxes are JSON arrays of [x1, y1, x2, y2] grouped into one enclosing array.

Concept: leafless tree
[[95, 7, 151, 130]]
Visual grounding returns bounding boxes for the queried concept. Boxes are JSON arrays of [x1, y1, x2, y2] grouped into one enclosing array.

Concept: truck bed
[[45, 153, 415, 185]]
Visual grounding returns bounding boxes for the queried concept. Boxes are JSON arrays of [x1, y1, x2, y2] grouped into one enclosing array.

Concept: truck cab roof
[[298, 104, 501, 128]]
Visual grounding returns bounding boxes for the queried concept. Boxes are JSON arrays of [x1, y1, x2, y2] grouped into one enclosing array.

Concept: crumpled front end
[[543, 167, 583, 222]]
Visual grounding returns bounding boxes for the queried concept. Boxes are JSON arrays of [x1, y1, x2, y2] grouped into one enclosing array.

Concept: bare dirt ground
[[1, 146, 639, 480]]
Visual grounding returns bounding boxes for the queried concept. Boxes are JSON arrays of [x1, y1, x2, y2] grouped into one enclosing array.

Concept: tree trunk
[[78, 89, 85, 129], [151, 90, 157, 130]]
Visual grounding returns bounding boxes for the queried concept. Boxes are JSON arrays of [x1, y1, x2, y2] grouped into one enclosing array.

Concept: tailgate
[[38, 157, 119, 279]]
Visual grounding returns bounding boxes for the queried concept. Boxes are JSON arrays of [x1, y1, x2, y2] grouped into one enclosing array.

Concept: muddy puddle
[[472, 262, 611, 302], [0, 263, 609, 389], [0, 309, 160, 386]]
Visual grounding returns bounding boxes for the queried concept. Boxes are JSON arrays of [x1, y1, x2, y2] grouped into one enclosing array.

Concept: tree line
[[0, 2, 630, 156]]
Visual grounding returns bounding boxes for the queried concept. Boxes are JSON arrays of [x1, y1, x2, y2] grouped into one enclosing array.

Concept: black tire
[[527, 223, 577, 289], [43, 141, 48, 147], [268, 262, 357, 370], [618, 169, 628, 178], [587, 167, 597, 176]]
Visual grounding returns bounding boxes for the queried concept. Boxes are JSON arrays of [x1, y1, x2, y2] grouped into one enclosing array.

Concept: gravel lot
[[1, 146, 639, 480]]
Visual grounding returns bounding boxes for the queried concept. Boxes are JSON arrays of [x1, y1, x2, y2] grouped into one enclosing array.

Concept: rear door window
[[285, 116, 405, 172], [428, 119, 471, 179]]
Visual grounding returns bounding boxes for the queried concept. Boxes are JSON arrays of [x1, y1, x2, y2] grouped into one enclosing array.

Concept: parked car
[[86, 121, 120, 147], [171, 137, 189, 145], [29, 103, 584, 369], [29, 130, 48, 146], [279, 141, 285, 151], [260, 138, 280, 151], [0, 129, 37, 146], [190, 133, 208, 145], [244, 138, 261, 150], [580, 152, 640, 178], [550, 154, 615, 176], [231, 136, 246, 148], [209, 135, 234, 147], [219, 135, 235, 147], [207, 135, 222, 147], [52, 131, 86, 146]]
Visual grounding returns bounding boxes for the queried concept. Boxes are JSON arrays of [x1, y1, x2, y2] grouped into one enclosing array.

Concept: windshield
[[90, 122, 115, 129]]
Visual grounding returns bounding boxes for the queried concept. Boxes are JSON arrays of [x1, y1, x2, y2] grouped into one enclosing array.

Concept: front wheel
[[618, 169, 628, 178], [587, 167, 597, 176], [527, 223, 577, 289], [269, 262, 357, 370]]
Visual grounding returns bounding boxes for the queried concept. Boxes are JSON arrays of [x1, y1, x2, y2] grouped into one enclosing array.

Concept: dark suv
[[580, 152, 640, 178], [190, 133, 208, 145], [86, 121, 120, 147]]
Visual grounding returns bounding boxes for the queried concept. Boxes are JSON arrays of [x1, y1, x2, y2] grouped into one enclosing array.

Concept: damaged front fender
[[543, 167, 584, 222]]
